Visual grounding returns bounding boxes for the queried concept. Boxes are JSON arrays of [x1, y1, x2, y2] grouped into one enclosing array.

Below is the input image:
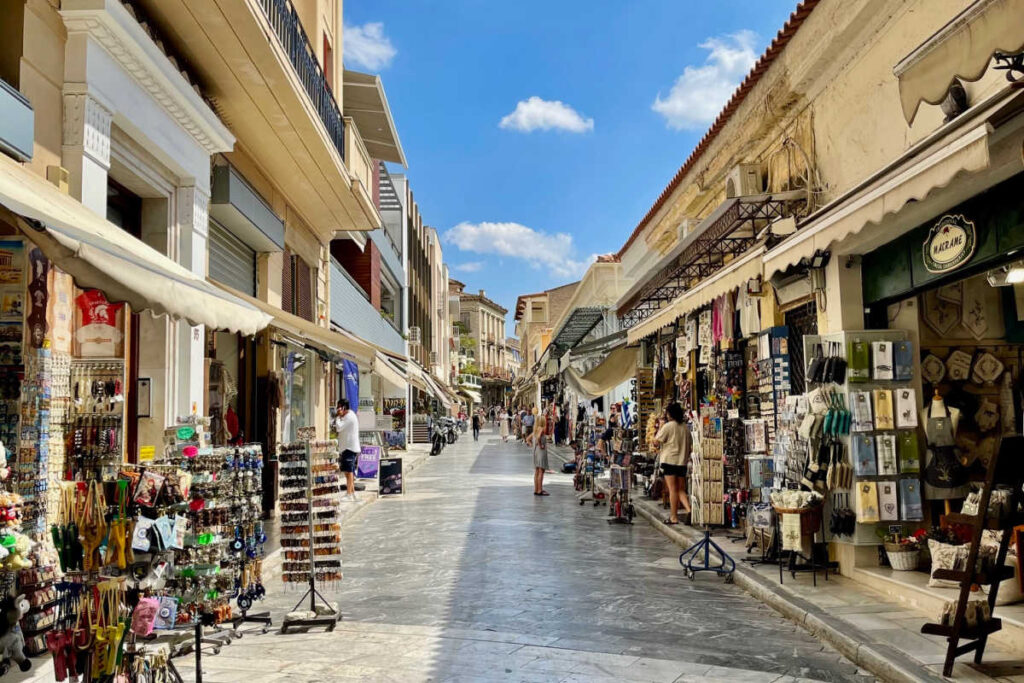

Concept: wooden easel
[[921, 436, 1024, 676]]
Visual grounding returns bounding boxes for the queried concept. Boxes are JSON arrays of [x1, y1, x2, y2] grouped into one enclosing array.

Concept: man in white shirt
[[334, 399, 361, 501]]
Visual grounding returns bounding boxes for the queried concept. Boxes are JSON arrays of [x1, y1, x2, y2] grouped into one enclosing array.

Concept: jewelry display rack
[[280, 431, 341, 633]]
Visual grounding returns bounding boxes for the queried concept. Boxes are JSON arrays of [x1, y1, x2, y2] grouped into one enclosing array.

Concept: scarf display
[[877, 480, 898, 521], [872, 341, 894, 380], [851, 391, 874, 432], [897, 430, 920, 473], [899, 479, 924, 521], [848, 341, 871, 382], [876, 433, 898, 475], [856, 482, 880, 523], [853, 435, 877, 476], [895, 388, 918, 428], [893, 341, 914, 381]]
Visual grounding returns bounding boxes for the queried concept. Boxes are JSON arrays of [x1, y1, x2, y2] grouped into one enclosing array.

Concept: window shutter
[[296, 259, 313, 321], [282, 249, 293, 314]]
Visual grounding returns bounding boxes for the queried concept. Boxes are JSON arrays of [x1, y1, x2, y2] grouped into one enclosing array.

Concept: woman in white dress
[[499, 409, 510, 441]]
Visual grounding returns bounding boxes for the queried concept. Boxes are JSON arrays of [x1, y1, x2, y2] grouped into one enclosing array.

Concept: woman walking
[[500, 408, 510, 442], [653, 403, 692, 524], [533, 415, 550, 496]]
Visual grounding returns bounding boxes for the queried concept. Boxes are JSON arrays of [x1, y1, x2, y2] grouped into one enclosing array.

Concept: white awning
[[565, 344, 638, 400], [0, 155, 271, 336], [212, 282, 373, 363], [422, 371, 453, 409], [895, 0, 1024, 123], [372, 351, 407, 390], [458, 387, 482, 405], [762, 115, 994, 279], [627, 247, 764, 344]]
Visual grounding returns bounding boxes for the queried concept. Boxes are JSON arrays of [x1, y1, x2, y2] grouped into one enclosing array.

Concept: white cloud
[[443, 221, 594, 279], [344, 22, 397, 71], [499, 97, 594, 133], [454, 261, 484, 273], [652, 30, 759, 130]]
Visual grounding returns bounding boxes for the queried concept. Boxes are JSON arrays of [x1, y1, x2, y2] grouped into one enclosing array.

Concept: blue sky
[[343, 1, 799, 319]]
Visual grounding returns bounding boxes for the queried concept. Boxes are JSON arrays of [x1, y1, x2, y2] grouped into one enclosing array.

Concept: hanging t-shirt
[[736, 287, 760, 338], [75, 289, 124, 357]]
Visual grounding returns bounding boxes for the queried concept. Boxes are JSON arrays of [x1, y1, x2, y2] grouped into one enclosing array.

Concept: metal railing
[[458, 374, 482, 388], [258, 0, 345, 161]]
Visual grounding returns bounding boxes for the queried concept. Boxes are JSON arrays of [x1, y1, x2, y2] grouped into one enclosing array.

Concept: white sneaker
[[342, 492, 357, 502]]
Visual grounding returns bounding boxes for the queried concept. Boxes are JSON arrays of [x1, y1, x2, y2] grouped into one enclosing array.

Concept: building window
[[323, 33, 334, 91], [282, 250, 314, 321], [531, 302, 546, 322], [106, 178, 142, 239]]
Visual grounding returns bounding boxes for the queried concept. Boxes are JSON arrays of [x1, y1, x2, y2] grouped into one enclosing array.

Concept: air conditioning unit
[[726, 163, 763, 198], [429, 351, 438, 366], [408, 326, 421, 345]]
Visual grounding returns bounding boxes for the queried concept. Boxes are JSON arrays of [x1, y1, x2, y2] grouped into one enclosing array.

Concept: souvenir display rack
[[756, 327, 791, 453], [921, 435, 1024, 676], [803, 330, 923, 545], [68, 358, 125, 481], [279, 438, 341, 633]]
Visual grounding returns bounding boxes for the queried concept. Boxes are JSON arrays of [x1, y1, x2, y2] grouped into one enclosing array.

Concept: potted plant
[[883, 533, 921, 571]]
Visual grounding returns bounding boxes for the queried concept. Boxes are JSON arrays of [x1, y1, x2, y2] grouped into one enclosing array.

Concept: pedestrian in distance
[[533, 414, 550, 496], [500, 408, 510, 442], [471, 411, 481, 441], [334, 399, 361, 502], [523, 407, 536, 447], [653, 402, 692, 524]]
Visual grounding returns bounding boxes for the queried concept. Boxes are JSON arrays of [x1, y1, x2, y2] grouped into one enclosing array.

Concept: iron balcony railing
[[258, 0, 345, 162]]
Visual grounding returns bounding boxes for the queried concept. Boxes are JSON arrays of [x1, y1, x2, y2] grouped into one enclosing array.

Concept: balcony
[[458, 374, 482, 389], [344, 117, 383, 230], [135, 0, 374, 238], [330, 261, 405, 355], [0, 80, 33, 162]]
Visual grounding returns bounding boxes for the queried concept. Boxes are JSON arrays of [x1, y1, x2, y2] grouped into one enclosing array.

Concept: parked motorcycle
[[442, 417, 458, 444], [430, 420, 446, 456]]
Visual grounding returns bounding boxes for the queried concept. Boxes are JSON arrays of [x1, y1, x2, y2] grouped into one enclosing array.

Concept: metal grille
[[785, 300, 818, 395], [295, 257, 313, 321], [282, 248, 293, 314], [208, 221, 256, 296]]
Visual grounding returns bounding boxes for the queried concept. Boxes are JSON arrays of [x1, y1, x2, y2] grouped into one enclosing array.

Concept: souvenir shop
[[0, 170, 295, 679]]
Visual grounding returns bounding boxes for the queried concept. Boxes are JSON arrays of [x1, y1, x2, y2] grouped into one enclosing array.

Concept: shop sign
[[922, 214, 976, 274]]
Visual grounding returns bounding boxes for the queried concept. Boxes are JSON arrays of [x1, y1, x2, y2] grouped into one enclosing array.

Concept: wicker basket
[[884, 542, 920, 571]]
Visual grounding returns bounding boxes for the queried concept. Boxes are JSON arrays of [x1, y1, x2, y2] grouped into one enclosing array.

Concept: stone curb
[[262, 446, 435, 577], [547, 445, 945, 683]]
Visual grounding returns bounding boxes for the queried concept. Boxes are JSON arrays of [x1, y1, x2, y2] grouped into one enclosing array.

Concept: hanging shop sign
[[922, 214, 976, 274]]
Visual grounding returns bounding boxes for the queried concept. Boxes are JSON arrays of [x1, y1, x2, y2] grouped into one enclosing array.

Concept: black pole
[[195, 621, 202, 683]]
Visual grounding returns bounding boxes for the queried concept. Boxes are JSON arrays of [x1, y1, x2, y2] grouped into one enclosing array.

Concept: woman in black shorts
[[653, 402, 692, 525]]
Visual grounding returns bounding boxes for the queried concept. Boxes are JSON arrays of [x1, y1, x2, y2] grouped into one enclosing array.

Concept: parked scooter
[[442, 417, 458, 444], [430, 420, 446, 456]]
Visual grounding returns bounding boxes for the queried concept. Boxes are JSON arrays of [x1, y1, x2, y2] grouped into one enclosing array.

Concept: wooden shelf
[[922, 618, 1002, 640]]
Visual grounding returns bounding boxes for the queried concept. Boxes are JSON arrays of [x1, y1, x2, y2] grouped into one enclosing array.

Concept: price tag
[[139, 446, 155, 462], [786, 481, 801, 491], [888, 524, 903, 535], [727, 409, 739, 419]]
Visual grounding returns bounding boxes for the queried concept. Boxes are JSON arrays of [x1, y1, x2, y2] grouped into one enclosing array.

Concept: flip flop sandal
[[663, 518, 679, 525], [538, 491, 550, 496]]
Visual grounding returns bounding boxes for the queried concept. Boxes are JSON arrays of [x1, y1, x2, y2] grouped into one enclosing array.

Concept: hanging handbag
[[848, 341, 871, 382], [807, 343, 825, 384]]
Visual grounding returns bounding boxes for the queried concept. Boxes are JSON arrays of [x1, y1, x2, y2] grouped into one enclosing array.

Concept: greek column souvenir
[[921, 354, 946, 385], [856, 482, 879, 523], [848, 341, 871, 382], [897, 430, 920, 473], [877, 480, 898, 521], [899, 480, 923, 520], [853, 435, 877, 476], [893, 341, 914, 381], [971, 352, 1003, 385], [872, 341, 894, 380], [873, 389, 894, 430], [851, 391, 873, 432], [945, 350, 972, 382], [895, 388, 918, 429], [876, 433, 898, 475]]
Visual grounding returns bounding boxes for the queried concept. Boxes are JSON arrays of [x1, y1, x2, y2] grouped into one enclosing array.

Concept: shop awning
[[761, 96, 1007, 279], [564, 344, 638, 400], [422, 372, 453, 410], [894, 0, 1024, 123], [458, 387, 482, 405], [0, 155, 272, 336], [627, 247, 764, 344], [211, 282, 373, 362], [550, 306, 604, 353], [372, 351, 407, 390]]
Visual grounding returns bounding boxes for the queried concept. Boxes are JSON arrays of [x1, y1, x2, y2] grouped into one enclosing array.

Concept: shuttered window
[[282, 248, 293, 315], [295, 258, 313, 321], [209, 220, 256, 296]]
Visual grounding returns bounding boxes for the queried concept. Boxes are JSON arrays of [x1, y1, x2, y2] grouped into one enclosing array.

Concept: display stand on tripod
[[679, 424, 735, 581], [281, 428, 341, 633]]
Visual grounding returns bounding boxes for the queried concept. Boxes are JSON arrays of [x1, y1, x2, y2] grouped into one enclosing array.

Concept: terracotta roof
[[616, 0, 820, 259]]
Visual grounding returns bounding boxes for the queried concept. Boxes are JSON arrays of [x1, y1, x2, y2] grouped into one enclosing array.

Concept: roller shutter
[[209, 221, 256, 296]]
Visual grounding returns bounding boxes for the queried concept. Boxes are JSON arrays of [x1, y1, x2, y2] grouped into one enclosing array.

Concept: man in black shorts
[[334, 399, 361, 501]]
